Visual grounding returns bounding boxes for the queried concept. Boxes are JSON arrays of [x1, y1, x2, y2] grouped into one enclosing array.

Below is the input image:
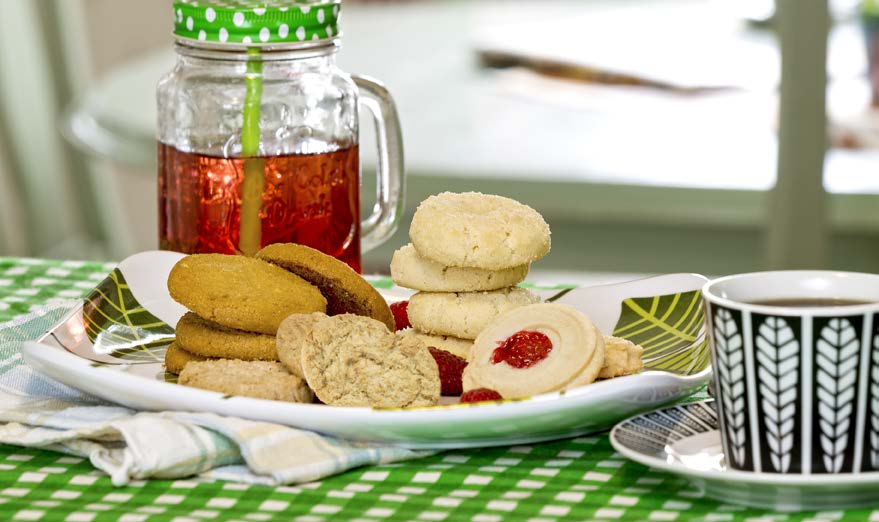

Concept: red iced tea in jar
[[158, 144, 361, 273]]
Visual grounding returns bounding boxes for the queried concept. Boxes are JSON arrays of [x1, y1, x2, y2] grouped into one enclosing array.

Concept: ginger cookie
[[256, 243, 395, 331], [409, 192, 550, 270], [407, 287, 541, 340], [178, 360, 314, 403], [168, 254, 326, 335], [391, 244, 529, 292], [276, 312, 327, 378], [164, 342, 211, 375], [462, 303, 602, 399], [175, 312, 278, 361], [300, 314, 440, 408]]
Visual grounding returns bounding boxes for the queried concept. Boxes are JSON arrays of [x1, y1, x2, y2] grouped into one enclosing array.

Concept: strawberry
[[428, 347, 467, 396], [460, 388, 503, 403], [389, 300, 411, 331], [491, 330, 553, 369]]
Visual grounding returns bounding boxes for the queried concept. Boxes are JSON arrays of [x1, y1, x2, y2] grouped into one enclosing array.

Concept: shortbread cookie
[[179, 360, 314, 403], [301, 315, 440, 408], [164, 342, 211, 374], [391, 244, 529, 292], [276, 312, 327, 377], [463, 303, 602, 399], [395, 329, 473, 361], [408, 287, 541, 340], [175, 312, 277, 361], [598, 336, 644, 379], [256, 243, 395, 331], [168, 254, 327, 335], [562, 326, 608, 390], [409, 192, 551, 270]]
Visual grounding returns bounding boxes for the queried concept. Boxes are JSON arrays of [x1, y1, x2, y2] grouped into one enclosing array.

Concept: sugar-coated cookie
[[409, 192, 550, 270], [256, 243, 395, 331], [175, 312, 277, 361], [408, 287, 541, 340], [597, 336, 644, 379], [164, 342, 211, 375], [276, 312, 327, 378], [168, 254, 326, 335], [179, 360, 314, 403], [391, 244, 529, 292], [395, 329, 473, 361], [463, 303, 602, 399], [300, 315, 440, 408]]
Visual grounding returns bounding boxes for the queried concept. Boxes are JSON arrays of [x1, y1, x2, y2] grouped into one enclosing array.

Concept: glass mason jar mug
[[157, 0, 404, 272]]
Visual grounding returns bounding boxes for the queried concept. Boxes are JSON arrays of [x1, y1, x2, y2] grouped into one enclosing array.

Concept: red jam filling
[[389, 301, 411, 331], [491, 330, 553, 369]]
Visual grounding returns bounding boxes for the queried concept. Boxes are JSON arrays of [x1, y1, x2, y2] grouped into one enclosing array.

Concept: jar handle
[[354, 74, 405, 254]]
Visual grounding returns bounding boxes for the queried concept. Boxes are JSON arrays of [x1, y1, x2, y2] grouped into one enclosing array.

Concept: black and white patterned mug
[[702, 271, 879, 475]]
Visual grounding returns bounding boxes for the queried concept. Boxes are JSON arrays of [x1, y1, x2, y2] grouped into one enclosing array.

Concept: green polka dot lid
[[173, 0, 340, 45]]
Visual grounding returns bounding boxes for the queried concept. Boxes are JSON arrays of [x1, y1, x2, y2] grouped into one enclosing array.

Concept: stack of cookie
[[391, 192, 552, 360], [165, 243, 397, 403], [165, 254, 325, 360]]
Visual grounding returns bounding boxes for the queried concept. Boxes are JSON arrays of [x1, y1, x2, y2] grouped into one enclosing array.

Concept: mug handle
[[354, 75, 405, 254]]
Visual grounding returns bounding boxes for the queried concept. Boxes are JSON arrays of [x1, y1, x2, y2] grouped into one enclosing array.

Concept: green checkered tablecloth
[[1, 257, 878, 522]]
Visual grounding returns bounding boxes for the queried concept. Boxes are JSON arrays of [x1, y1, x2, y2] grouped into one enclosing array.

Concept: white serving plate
[[22, 251, 711, 449]]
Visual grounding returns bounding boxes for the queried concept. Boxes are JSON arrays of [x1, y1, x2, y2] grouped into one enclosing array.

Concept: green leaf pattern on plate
[[612, 290, 709, 375], [79, 270, 709, 374], [83, 270, 175, 364]]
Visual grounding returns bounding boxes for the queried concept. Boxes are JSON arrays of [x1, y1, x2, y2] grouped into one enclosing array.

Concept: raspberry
[[428, 347, 467, 396], [491, 330, 553, 369], [390, 300, 411, 331], [460, 388, 503, 403]]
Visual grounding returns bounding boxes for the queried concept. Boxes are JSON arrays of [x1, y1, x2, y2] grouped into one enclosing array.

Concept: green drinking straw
[[239, 47, 265, 256]]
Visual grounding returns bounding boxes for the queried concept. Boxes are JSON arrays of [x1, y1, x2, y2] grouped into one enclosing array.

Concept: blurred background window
[[0, 0, 875, 279]]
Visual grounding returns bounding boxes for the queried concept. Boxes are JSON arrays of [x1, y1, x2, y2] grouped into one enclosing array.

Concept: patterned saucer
[[610, 400, 879, 511]]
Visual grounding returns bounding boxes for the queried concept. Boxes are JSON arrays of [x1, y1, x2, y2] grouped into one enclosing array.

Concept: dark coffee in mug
[[703, 270, 879, 475], [749, 298, 873, 307]]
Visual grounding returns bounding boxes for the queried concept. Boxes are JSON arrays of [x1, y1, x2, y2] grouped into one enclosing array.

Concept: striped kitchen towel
[[0, 302, 433, 486]]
